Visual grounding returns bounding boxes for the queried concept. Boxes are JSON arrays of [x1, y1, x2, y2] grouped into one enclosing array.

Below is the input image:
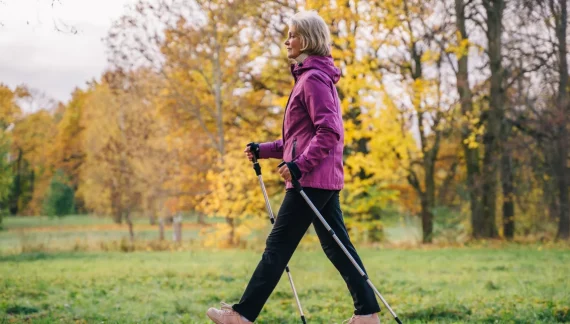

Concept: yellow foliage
[[421, 50, 441, 64], [10, 108, 57, 214], [446, 31, 471, 59], [0, 84, 22, 127]]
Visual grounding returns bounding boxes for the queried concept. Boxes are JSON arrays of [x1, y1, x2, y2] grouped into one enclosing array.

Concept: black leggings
[[232, 188, 380, 322]]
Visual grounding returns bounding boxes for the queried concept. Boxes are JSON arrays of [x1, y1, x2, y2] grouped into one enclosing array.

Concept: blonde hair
[[290, 10, 332, 56]]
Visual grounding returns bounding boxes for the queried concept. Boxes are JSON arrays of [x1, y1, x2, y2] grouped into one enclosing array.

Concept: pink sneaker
[[206, 302, 252, 324], [343, 313, 381, 324]]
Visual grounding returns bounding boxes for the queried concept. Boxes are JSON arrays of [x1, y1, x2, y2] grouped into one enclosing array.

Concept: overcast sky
[[0, 0, 136, 104]]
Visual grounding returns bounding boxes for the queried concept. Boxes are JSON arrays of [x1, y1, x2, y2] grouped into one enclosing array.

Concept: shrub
[[42, 170, 75, 217]]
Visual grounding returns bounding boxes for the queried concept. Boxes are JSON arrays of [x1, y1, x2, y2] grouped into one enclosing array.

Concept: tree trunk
[[112, 191, 122, 224], [148, 208, 157, 225], [29, 169, 34, 199], [437, 159, 459, 206], [226, 217, 235, 246], [544, 144, 560, 221], [501, 146, 515, 239], [422, 154, 436, 243], [10, 148, 23, 215], [455, 0, 484, 238], [555, 138, 569, 239], [173, 214, 182, 243], [196, 211, 206, 225], [404, 3, 438, 244], [480, 0, 504, 239], [481, 137, 499, 238], [502, 84, 514, 239], [212, 23, 234, 245], [125, 208, 135, 244], [159, 218, 165, 241], [555, 0, 569, 240], [420, 197, 434, 244]]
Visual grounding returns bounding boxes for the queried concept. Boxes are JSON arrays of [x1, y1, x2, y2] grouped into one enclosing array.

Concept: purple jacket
[[259, 55, 344, 190]]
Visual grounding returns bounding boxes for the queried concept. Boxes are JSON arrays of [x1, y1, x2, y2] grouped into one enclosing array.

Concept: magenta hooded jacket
[[259, 55, 344, 190]]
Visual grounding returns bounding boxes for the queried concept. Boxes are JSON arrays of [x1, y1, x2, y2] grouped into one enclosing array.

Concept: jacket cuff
[[287, 161, 303, 180], [293, 155, 311, 175]]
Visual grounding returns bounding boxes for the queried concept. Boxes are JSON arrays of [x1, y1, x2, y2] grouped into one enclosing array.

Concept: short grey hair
[[290, 10, 332, 56]]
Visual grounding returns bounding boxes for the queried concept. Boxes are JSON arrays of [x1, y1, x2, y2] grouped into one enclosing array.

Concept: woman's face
[[284, 25, 302, 59]]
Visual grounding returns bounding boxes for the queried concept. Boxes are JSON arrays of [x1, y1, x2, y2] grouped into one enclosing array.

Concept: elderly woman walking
[[206, 10, 381, 324]]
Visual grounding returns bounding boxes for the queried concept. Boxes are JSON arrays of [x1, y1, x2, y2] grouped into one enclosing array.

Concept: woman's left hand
[[278, 164, 291, 181]]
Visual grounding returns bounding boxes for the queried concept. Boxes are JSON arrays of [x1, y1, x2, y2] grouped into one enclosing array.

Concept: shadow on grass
[[402, 305, 570, 323], [536, 306, 570, 323], [5, 305, 39, 315], [402, 305, 472, 322], [0, 251, 102, 263]]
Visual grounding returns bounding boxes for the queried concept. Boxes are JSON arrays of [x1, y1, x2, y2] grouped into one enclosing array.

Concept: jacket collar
[[293, 53, 309, 64], [289, 53, 311, 82], [288, 53, 309, 65]]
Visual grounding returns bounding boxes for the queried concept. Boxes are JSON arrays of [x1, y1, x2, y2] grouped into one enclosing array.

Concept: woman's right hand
[[244, 146, 254, 162], [244, 142, 260, 162]]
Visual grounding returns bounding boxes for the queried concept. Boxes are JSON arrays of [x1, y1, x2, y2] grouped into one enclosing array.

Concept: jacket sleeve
[[259, 139, 284, 159], [294, 73, 342, 175]]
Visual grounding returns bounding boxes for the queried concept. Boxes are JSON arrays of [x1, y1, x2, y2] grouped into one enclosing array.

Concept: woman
[[207, 10, 381, 324]]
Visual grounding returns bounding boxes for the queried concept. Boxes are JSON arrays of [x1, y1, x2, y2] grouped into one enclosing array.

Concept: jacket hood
[[290, 55, 341, 84]]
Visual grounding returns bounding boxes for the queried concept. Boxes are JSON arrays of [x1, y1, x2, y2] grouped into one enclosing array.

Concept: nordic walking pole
[[278, 161, 403, 324], [249, 150, 307, 324]]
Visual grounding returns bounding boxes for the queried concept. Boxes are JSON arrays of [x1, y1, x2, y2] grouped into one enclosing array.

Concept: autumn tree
[[107, 0, 289, 245], [9, 98, 57, 215], [361, 0, 460, 243], [0, 84, 22, 224], [509, 0, 569, 239], [50, 89, 87, 211]]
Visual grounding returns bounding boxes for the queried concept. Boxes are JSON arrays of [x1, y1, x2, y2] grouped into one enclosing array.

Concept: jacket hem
[[285, 181, 343, 191]]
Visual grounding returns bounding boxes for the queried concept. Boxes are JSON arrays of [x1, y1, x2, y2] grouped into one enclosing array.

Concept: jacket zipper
[[282, 73, 299, 149], [282, 91, 293, 146], [292, 139, 297, 160]]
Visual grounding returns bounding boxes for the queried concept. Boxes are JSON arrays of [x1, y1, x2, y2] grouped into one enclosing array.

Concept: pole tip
[[395, 317, 402, 324]]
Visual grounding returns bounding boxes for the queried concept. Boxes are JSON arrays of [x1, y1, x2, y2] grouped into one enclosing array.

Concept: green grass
[[1, 215, 569, 323], [1, 247, 569, 323]]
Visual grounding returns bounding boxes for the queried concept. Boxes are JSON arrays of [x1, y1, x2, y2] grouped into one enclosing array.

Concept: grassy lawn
[[1, 247, 569, 323], [1, 215, 569, 323]]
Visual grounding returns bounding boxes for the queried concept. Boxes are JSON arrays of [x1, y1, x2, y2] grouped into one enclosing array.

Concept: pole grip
[[250, 145, 262, 176], [252, 157, 261, 176]]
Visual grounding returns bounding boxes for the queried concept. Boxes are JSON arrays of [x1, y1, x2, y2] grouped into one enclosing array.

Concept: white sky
[[0, 0, 137, 104]]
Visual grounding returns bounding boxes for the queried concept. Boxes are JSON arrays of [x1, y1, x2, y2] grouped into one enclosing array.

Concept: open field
[[0, 216, 207, 254], [0, 215, 423, 254], [1, 215, 569, 323]]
